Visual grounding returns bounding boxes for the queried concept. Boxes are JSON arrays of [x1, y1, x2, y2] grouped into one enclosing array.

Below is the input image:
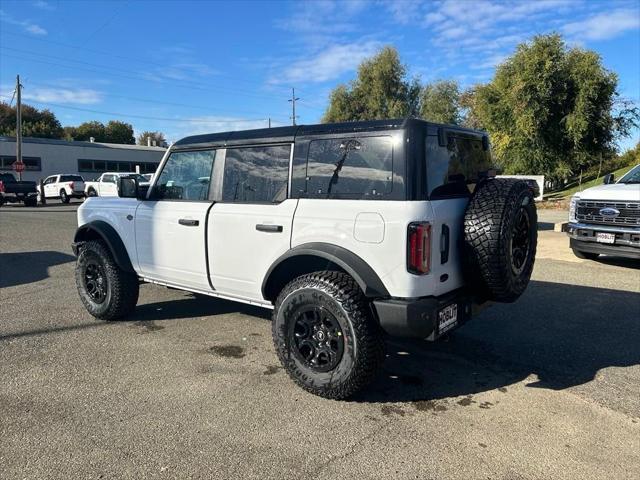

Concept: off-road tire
[[24, 197, 37, 207], [572, 249, 599, 260], [60, 189, 70, 203], [464, 178, 537, 303], [75, 240, 139, 320], [272, 271, 385, 399]]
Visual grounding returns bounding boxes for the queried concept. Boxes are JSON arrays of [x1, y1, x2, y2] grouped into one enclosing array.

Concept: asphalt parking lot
[[1, 201, 639, 479]]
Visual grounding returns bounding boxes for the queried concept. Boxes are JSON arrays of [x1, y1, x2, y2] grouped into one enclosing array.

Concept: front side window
[[102, 174, 115, 183], [154, 150, 216, 201], [426, 135, 493, 199], [221, 145, 291, 203], [305, 136, 393, 198]]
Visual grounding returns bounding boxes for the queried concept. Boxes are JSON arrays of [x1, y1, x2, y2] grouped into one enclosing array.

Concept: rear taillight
[[407, 222, 431, 275], [69, 182, 74, 189], [0, 180, 4, 193]]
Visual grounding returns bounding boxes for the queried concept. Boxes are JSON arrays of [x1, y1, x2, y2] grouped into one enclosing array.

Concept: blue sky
[[0, 0, 638, 149]]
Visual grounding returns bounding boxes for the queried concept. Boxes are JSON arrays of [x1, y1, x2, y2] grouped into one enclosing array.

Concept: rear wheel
[[75, 240, 139, 320], [572, 249, 599, 260], [87, 188, 97, 197], [60, 189, 70, 203], [272, 271, 384, 399]]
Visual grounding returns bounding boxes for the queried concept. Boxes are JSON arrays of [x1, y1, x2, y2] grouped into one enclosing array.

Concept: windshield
[[617, 165, 640, 184]]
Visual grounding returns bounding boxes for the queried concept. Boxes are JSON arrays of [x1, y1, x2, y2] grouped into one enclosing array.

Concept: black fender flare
[[72, 220, 135, 273], [262, 242, 390, 301]]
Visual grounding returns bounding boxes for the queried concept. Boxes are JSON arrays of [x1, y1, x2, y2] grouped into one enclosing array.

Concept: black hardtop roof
[[173, 118, 486, 149]]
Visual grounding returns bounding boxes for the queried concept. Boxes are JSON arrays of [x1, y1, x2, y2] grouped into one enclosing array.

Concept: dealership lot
[[1, 203, 639, 479]]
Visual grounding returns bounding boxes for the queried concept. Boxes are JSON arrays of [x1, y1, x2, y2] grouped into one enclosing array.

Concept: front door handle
[[256, 224, 283, 233], [178, 218, 199, 227]]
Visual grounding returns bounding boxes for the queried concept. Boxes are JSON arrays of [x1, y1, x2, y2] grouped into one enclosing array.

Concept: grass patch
[[545, 163, 637, 200]]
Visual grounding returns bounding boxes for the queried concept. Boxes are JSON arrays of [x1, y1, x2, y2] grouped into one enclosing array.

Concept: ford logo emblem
[[599, 207, 620, 217]]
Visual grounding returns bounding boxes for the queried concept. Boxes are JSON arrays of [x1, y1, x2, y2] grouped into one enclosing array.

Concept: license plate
[[596, 232, 615, 244], [438, 304, 458, 334]]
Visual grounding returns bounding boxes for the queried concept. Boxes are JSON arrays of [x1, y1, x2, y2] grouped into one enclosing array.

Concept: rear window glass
[[304, 136, 393, 198], [426, 135, 493, 199], [60, 175, 83, 182]]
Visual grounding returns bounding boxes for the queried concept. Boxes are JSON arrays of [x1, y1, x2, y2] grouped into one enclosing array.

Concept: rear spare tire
[[464, 178, 537, 303]]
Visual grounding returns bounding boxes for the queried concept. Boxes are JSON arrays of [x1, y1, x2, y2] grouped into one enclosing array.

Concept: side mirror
[[118, 175, 148, 200], [603, 173, 615, 185]]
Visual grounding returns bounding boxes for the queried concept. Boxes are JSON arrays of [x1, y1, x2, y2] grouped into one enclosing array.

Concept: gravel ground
[[1, 201, 639, 479]]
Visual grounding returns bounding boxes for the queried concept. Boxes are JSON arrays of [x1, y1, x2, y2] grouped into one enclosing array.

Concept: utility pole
[[15, 75, 23, 181], [288, 87, 299, 126], [268, 117, 271, 128]]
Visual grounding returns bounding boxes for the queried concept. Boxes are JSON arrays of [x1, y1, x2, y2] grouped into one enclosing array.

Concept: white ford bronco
[[567, 164, 640, 260], [72, 119, 537, 399]]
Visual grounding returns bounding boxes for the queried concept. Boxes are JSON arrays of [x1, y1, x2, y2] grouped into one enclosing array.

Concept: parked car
[[0, 172, 38, 207], [38, 174, 85, 203], [567, 164, 640, 260], [72, 119, 538, 399], [84, 172, 149, 197]]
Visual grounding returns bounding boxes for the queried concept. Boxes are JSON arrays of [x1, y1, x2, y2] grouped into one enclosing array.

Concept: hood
[[575, 183, 640, 202]]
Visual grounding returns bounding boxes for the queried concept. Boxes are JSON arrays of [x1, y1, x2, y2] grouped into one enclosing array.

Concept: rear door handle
[[256, 224, 283, 233], [178, 218, 199, 226]]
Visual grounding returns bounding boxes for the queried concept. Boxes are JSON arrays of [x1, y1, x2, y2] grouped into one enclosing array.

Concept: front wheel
[[75, 240, 139, 320], [272, 271, 385, 399]]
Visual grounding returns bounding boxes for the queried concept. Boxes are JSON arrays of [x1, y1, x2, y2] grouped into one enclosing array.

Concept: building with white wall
[[0, 136, 167, 182]]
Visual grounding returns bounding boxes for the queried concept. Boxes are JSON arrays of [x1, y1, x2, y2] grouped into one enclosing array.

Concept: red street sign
[[13, 162, 25, 173]]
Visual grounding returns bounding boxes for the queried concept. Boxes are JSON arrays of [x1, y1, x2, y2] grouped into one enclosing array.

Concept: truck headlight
[[569, 196, 578, 222]]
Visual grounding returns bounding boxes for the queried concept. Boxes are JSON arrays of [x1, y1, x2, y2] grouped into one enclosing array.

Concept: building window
[[0, 156, 42, 171], [221, 145, 291, 203], [78, 159, 159, 174]]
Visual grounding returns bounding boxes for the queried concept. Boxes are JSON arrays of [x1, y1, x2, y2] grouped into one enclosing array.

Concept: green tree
[[323, 46, 420, 122], [137, 130, 167, 147], [0, 102, 63, 138], [105, 120, 135, 144], [419, 80, 461, 124], [74, 121, 107, 142], [464, 34, 639, 180]]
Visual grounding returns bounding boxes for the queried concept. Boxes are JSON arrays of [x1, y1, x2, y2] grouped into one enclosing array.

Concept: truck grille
[[576, 201, 640, 226]]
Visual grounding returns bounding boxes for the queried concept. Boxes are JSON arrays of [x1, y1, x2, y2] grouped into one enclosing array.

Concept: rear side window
[[154, 150, 216, 201], [305, 136, 393, 198], [221, 145, 291, 203], [426, 135, 493, 199], [60, 175, 83, 182]]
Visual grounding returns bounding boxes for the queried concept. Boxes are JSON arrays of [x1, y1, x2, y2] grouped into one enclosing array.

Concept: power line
[[0, 93, 270, 125], [0, 29, 292, 92], [0, 48, 282, 101], [23, 80, 290, 121]]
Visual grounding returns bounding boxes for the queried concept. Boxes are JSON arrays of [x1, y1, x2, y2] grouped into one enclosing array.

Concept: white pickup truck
[[38, 174, 85, 203], [85, 172, 149, 197], [567, 164, 640, 260]]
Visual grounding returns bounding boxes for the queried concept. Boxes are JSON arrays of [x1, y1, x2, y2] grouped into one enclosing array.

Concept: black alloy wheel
[[289, 306, 345, 373], [83, 260, 107, 304], [510, 207, 531, 275]]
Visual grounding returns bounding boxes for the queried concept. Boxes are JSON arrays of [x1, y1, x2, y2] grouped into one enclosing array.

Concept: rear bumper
[[373, 289, 475, 340]]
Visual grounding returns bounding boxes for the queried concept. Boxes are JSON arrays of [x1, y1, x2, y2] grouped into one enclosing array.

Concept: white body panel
[[84, 172, 149, 197], [208, 199, 298, 301], [135, 201, 212, 291], [291, 198, 467, 299]]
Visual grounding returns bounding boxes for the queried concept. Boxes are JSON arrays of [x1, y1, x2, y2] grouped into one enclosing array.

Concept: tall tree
[[323, 46, 420, 122], [105, 120, 135, 144], [74, 121, 107, 142], [419, 80, 461, 125], [0, 102, 63, 139], [463, 34, 639, 180], [137, 130, 167, 147]]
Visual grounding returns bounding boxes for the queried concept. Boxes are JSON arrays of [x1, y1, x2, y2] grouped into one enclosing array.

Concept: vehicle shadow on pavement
[[0, 251, 76, 288], [356, 280, 640, 403]]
